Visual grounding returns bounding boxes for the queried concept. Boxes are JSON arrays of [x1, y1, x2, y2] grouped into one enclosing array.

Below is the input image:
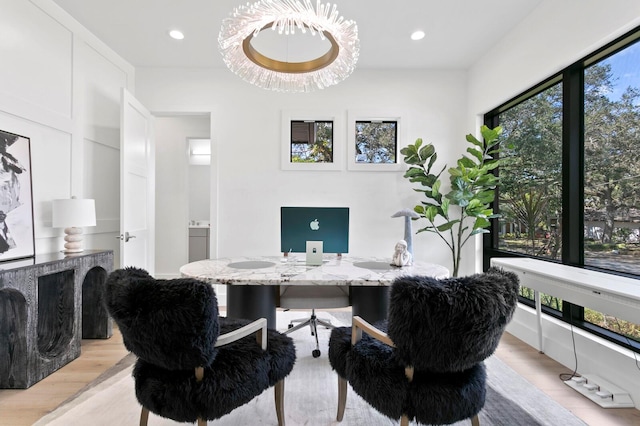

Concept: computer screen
[[280, 207, 349, 254]]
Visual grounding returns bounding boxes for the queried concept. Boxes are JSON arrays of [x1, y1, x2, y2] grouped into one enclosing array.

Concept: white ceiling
[[51, 0, 542, 69]]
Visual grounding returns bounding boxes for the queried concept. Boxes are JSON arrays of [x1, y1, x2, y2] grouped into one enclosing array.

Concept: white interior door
[[120, 88, 155, 274]]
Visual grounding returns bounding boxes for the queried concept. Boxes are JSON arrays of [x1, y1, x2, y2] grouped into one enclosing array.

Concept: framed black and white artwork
[[0, 130, 35, 262]]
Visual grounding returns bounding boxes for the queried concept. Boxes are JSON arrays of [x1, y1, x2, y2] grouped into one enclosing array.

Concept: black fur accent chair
[[104, 267, 297, 426], [328, 267, 519, 426]]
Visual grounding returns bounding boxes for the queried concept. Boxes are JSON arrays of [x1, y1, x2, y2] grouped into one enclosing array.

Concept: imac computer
[[280, 207, 349, 256]]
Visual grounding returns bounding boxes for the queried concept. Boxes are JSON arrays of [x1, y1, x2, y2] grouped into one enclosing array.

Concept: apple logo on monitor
[[310, 219, 320, 231]]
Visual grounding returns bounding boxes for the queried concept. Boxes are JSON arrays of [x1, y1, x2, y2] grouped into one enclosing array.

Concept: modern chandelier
[[218, 0, 359, 92]]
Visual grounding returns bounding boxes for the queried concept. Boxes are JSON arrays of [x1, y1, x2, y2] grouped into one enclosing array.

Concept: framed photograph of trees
[[281, 110, 344, 171], [347, 111, 404, 171], [0, 129, 35, 262]]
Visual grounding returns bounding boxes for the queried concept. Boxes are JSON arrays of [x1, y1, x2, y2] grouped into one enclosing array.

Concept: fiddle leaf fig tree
[[400, 125, 504, 276]]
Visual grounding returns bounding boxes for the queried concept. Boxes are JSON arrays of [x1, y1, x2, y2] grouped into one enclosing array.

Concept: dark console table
[[0, 250, 113, 388]]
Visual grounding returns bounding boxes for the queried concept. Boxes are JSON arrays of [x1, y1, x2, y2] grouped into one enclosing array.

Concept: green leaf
[[475, 174, 498, 187], [437, 220, 458, 232], [475, 190, 496, 204], [449, 167, 463, 177], [466, 133, 484, 147], [418, 144, 435, 161], [470, 228, 490, 236], [480, 125, 501, 144], [441, 198, 450, 216], [473, 217, 491, 229], [410, 174, 438, 188], [425, 205, 438, 222], [458, 156, 476, 168], [416, 223, 439, 234], [432, 179, 441, 197], [467, 198, 483, 210], [467, 147, 484, 163], [485, 161, 501, 171], [427, 152, 439, 172], [403, 166, 422, 175], [448, 190, 472, 207]]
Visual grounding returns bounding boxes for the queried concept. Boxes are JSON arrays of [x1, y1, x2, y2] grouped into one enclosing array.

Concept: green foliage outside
[[355, 121, 397, 163], [497, 61, 640, 268], [291, 122, 333, 163]]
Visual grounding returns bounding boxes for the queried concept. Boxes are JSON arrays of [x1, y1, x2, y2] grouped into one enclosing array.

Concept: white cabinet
[[188, 227, 210, 262]]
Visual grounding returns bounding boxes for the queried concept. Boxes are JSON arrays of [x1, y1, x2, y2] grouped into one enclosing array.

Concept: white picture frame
[[347, 110, 405, 172], [281, 110, 344, 171]]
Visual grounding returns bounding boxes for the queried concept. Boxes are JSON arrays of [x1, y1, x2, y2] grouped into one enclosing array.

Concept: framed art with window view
[[281, 110, 344, 171], [347, 111, 404, 171]]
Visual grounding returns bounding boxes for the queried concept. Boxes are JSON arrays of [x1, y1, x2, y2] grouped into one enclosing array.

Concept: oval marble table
[[180, 256, 449, 329]]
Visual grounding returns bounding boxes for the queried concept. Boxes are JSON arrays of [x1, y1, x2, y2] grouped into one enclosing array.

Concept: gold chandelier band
[[242, 23, 340, 74]]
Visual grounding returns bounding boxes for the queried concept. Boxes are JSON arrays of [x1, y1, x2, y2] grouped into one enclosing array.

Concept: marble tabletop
[[179, 255, 449, 286]]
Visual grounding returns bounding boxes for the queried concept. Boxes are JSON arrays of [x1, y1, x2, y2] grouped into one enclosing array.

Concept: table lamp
[[52, 197, 96, 253]]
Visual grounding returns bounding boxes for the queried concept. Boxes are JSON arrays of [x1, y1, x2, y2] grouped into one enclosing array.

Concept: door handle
[[115, 232, 136, 242]]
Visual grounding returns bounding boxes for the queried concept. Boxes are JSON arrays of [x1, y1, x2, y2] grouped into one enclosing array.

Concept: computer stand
[[284, 308, 335, 358]]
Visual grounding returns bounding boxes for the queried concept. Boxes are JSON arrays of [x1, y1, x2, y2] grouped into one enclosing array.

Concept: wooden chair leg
[[274, 380, 285, 426], [400, 414, 410, 426], [336, 376, 347, 421], [139, 407, 149, 426], [471, 414, 480, 426]]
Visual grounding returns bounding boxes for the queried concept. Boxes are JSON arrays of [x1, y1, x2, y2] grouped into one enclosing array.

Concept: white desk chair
[[280, 285, 350, 358]]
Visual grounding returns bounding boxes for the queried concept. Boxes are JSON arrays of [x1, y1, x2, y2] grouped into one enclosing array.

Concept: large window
[[584, 42, 640, 275], [497, 82, 563, 261], [485, 27, 640, 349]]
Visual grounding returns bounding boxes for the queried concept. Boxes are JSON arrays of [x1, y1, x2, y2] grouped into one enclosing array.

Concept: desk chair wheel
[[284, 309, 336, 357]]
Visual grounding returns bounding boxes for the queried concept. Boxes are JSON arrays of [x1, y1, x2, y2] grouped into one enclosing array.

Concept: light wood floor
[[1, 321, 639, 425]]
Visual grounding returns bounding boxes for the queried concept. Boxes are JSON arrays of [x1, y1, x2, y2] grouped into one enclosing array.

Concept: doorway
[[188, 138, 211, 262], [153, 114, 212, 279]]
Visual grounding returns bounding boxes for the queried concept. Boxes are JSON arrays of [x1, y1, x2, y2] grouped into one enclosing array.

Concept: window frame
[[281, 110, 344, 171], [483, 26, 640, 353], [347, 110, 404, 171]]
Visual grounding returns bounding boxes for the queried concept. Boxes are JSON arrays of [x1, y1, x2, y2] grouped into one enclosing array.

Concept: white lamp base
[[62, 227, 84, 253]]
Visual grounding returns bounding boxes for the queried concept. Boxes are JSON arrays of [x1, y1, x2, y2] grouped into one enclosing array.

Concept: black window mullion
[[561, 65, 584, 267]]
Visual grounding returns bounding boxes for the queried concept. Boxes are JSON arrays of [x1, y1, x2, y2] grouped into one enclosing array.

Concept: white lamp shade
[[52, 198, 96, 228]]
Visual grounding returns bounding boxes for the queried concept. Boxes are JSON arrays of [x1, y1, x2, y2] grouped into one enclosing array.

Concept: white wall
[[136, 67, 470, 275], [0, 0, 133, 264], [189, 164, 210, 222], [468, 0, 640, 116], [154, 115, 210, 278], [467, 0, 640, 407]]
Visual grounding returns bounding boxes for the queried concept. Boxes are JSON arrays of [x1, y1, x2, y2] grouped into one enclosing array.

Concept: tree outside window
[[290, 120, 333, 163], [354, 121, 397, 164]]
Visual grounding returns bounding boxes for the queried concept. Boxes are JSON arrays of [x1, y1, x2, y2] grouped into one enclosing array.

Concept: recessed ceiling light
[[411, 30, 425, 41], [169, 30, 185, 40]]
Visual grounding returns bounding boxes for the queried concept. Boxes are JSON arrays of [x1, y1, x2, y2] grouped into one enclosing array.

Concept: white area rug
[[36, 311, 586, 426]]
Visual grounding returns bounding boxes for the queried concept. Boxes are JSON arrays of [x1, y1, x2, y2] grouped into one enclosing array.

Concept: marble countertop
[[180, 255, 449, 286]]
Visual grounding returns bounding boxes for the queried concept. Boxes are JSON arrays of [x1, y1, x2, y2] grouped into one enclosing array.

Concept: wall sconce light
[[52, 197, 96, 253]]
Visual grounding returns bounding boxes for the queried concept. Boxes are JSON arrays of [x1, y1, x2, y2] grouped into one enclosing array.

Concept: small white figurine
[[391, 240, 412, 267]]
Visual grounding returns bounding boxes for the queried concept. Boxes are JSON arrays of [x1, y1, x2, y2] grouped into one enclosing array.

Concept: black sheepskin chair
[[328, 267, 519, 426], [104, 267, 296, 426]]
